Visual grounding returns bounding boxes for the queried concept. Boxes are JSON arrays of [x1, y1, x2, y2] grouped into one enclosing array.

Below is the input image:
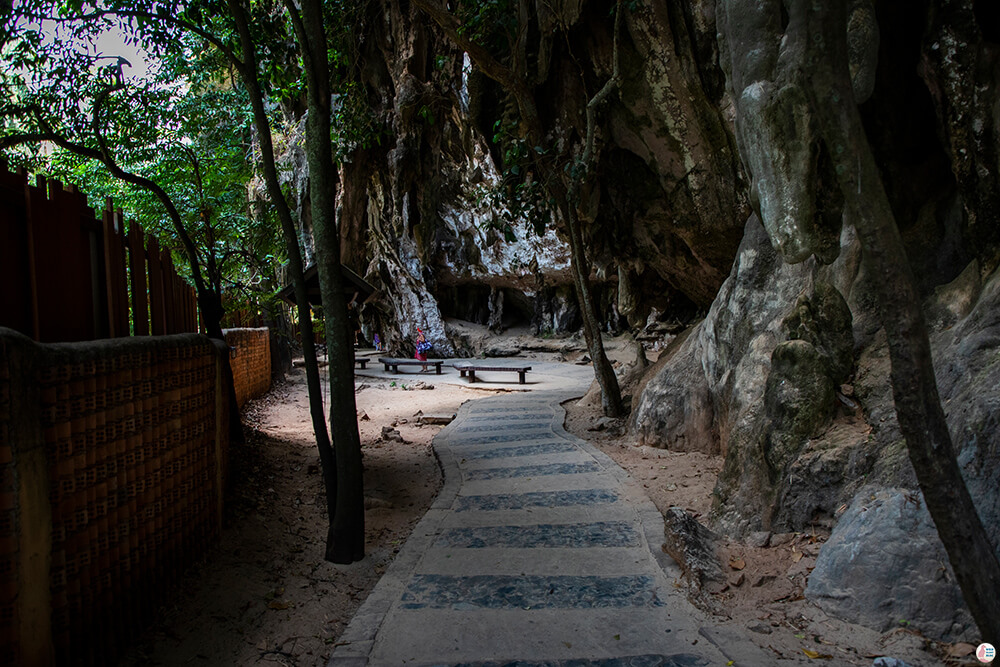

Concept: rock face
[[314, 0, 752, 355], [635, 216, 871, 533], [806, 489, 975, 641]]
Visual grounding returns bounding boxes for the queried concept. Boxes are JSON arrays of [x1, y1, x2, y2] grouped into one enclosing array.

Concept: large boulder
[[635, 215, 868, 533], [632, 326, 717, 454], [806, 488, 975, 642]]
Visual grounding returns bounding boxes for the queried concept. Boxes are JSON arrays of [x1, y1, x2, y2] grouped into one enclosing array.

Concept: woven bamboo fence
[[0, 328, 229, 666], [223, 328, 272, 409]]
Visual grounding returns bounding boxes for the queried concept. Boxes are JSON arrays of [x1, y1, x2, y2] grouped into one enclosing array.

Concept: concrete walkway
[[330, 380, 766, 666]]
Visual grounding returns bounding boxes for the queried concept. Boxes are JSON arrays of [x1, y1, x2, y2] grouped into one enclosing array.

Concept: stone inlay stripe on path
[[454, 442, 578, 459], [434, 521, 639, 548], [444, 656, 710, 667], [399, 574, 663, 610], [453, 422, 552, 433], [463, 406, 543, 414], [450, 433, 557, 445], [464, 461, 600, 480], [455, 489, 618, 511], [450, 434, 553, 445], [463, 413, 553, 422]]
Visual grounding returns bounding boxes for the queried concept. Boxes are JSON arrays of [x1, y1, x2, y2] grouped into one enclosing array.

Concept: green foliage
[[331, 80, 383, 157], [2, 0, 385, 318], [417, 104, 435, 126], [1, 1, 285, 307], [473, 116, 552, 238]]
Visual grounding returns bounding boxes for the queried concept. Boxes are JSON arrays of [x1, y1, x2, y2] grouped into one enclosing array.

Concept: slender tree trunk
[[560, 196, 624, 417], [802, 0, 1000, 640], [295, 0, 366, 564], [226, 0, 336, 528], [198, 289, 246, 445]]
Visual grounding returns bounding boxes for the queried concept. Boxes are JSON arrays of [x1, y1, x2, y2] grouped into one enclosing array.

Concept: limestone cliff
[[322, 0, 749, 356]]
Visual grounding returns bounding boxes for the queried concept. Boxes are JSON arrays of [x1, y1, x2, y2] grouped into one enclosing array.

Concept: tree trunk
[[561, 197, 624, 417], [297, 0, 366, 564], [226, 0, 335, 529], [197, 288, 245, 446], [801, 0, 1000, 640]]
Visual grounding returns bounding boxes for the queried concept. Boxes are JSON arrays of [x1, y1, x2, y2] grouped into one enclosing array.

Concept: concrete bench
[[354, 357, 369, 369], [378, 357, 444, 374], [453, 362, 532, 385]]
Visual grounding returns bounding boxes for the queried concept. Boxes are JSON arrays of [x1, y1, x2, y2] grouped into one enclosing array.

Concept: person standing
[[414, 328, 432, 371]]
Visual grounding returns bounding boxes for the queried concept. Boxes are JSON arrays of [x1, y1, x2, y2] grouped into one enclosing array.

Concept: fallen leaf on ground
[[947, 643, 975, 657], [791, 550, 804, 563], [268, 600, 292, 610], [729, 556, 746, 570], [801, 648, 833, 659]]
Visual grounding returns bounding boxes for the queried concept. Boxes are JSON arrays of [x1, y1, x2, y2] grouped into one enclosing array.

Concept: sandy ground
[[119, 331, 974, 667]]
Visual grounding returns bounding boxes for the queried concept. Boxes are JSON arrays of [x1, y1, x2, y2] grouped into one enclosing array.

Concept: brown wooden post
[[187, 286, 197, 333], [147, 237, 166, 336], [101, 202, 129, 338], [101, 201, 116, 338], [23, 175, 44, 341], [161, 251, 176, 334], [127, 224, 149, 336], [112, 210, 129, 336]]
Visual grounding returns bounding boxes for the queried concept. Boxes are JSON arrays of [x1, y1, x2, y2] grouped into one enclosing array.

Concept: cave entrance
[[436, 284, 543, 333]]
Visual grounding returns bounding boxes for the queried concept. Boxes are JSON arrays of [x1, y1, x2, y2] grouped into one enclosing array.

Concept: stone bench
[[354, 357, 369, 369], [452, 362, 532, 385], [378, 357, 444, 374]]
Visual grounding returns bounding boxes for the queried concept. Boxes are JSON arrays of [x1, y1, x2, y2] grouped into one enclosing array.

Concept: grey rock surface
[[632, 327, 717, 454], [806, 488, 974, 642]]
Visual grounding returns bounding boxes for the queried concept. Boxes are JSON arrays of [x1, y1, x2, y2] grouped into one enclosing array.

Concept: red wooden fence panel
[[127, 223, 149, 336], [102, 204, 129, 338], [1, 164, 211, 341], [29, 179, 101, 342], [161, 250, 177, 334], [147, 236, 166, 336], [0, 167, 34, 338]]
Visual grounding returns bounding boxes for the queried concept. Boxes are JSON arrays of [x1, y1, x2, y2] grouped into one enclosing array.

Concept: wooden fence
[[0, 164, 199, 343]]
